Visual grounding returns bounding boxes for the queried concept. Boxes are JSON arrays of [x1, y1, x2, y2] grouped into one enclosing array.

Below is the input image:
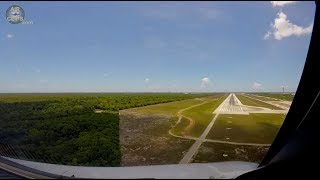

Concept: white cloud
[[145, 78, 150, 83], [6, 33, 14, 39], [271, 1, 297, 7], [200, 77, 211, 89], [263, 31, 271, 40], [103, 73, 110, 77], [264, 11, 313, 40], [252, 82, 262, 90]]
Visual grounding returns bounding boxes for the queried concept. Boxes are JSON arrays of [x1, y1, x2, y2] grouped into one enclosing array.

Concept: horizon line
[[0, 91, 296, 94]]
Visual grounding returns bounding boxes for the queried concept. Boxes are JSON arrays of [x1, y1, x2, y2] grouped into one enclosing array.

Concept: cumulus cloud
[[200, 77, 211, 89], [271, 1, 297, 7], [252, 82, 262, 90], [264, 11, 313, 40], [145, 78, 150, 83], [6, 33, 14, 39]]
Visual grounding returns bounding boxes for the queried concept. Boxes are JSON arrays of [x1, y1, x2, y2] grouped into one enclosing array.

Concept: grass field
[[127, 94, 227, 138], [236, 94, 283, 110], [170, 117, 191, 136], [245, 94, 279, 101], [120, 93, 228, 165], [181, 96, 227, 137], [127, 94, 225, 116], [127, 99, 204, 116], [251, 93, 294, 101], [192, 142, 270, 164], [207, 114, 286, 144]]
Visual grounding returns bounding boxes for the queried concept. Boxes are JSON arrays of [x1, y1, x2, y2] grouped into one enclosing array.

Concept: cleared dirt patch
[[120, 111, 194, 166]]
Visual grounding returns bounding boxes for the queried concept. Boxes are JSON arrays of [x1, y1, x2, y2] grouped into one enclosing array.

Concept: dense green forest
[[0, 93, 211, 166]]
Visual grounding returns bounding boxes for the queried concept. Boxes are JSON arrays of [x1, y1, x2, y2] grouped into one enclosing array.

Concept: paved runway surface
[[214, 93, 288, 114], [214, 94, 248, 114]]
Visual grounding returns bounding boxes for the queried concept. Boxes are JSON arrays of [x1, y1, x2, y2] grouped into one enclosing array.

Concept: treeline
[[0, 93, 211, 111], [0, 93, 212, 166]]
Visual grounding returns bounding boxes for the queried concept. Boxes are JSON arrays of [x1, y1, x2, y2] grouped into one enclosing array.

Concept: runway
[[213, 93, 248, 114], [214, 93, 288, 115]]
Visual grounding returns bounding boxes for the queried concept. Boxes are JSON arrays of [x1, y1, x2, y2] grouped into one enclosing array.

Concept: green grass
[[207, 114, 286, 144], [182, 95, 227, 137], [127, 94, 225, 116], [192, 142, 270, 164], [253, 93, 294, 101], [246, 94, 279, 101], [236, 94, 283, 110], [127, 99, 204, 116], [127, 94, 227, 138], [170, 117, 191, 136]]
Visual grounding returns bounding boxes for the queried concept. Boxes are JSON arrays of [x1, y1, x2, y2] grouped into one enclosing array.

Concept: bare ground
[[119, 110, 194, 166]]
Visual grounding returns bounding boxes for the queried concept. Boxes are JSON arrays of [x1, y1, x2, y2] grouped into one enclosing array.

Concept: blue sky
[[0, 1, 315, 93]]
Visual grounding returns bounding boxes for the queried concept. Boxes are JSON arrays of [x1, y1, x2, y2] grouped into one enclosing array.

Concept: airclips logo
[[6, 5, 34, 25]]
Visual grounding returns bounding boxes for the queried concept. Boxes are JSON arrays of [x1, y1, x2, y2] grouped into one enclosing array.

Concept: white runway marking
[[213, 93, 289, 115], [213, 93, 248, 115]]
